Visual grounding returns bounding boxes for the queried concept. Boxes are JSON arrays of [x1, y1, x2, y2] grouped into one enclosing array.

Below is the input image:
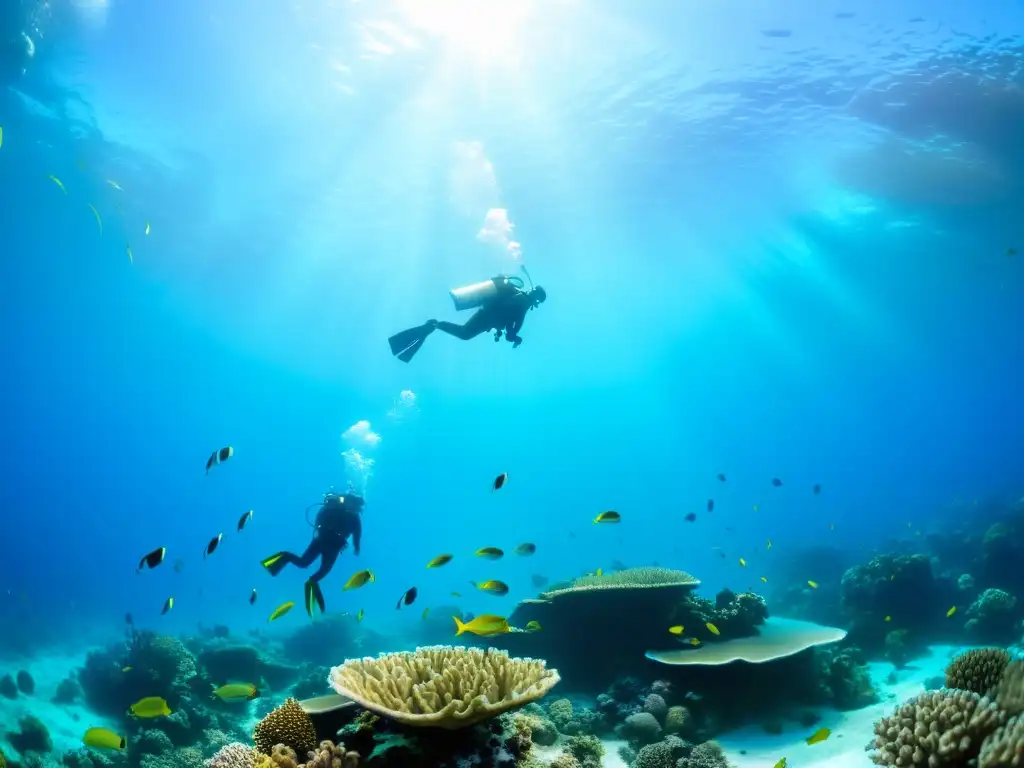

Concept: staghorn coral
[[304, 740, 347, 768], [979, 715, 1024, 768], [687, 740, 731, 768], [946, 649, 1011, 696], [869, 689, 1006, 767], [997, 660, 1024, 716], [540, 567, 700, 599], [253, 699, 317, 756], [204, 743, 257, 768], [327, 646, 560, 729]]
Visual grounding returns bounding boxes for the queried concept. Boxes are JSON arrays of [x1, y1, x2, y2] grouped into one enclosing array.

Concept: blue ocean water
[[1, 0, 1023, 761]]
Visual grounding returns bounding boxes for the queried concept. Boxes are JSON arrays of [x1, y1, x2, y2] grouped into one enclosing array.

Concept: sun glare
[[398, 0, 534, 61]]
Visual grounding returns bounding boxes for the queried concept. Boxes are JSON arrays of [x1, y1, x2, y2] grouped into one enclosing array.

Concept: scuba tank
[[449, 275, 525, 312]]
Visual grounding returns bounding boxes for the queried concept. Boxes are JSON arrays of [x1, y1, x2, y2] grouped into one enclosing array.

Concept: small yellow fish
[[525, 620, 542, 632], [422, 607, 430, 620], [475, 547, 504, 560], [87, 204, 103, 233], [453, 614, 511, 637], [83, 728, 125, 750], [596, 567, 603, 576], [739, 558, 747, 567], [212, 683, 259, 701], [357, 608, 364, 622], [669, 625, 684, 635], [106, 179, 123, 191], [884, 615, 892, 622], [427, 554, 454, 568], [766, 539, 772, 550], [774, 759, 787, 768], [806, 727, 831, 745], [268, 601, 294, 622], [121, 666, 133, 672], [947, 606, 957, 618], [451, 592, 462, 598], [472, 579, 509, 596], [126, 244, 133, 264], [130, 696, 172, 718], [689, 637, 701, 646], [706, 622, 720, 635], [161, 597, 174, 615], [593, 510, 621, 524], [49, 175, 67, 194], [890, 574, 895, 581], [145, 221, 151, 236], [344, 569, 375, 590], [760, 576, 768, 583], [807, 580, 819, 589]]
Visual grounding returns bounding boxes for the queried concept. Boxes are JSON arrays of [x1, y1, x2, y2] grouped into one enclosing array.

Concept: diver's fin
[[388, 323, 433, 357], [304, 580, 325, 617], [261, 552, 288, 577], [395, 335, 427, 363]]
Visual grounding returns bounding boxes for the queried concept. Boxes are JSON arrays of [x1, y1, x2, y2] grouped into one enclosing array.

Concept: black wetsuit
[[435, 290, 534, 346], [268, 499, 362, 583]]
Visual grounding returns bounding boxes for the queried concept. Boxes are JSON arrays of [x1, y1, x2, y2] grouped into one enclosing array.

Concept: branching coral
[[979, 715, 1024, 768], [688, 740, 731, 768], [304, 740, 358, 768], [946, 649, 1011, 696], [253, 698, 317, 756], [204, 743, 257, 768], [327, 646, 560, 729], [870, 690, 1006, 767], [997, 660, 1024, 716]]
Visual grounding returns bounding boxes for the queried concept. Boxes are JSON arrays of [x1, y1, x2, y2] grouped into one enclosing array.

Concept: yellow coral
[[253, 699, 317, 756], [328, 646, 561, 729]]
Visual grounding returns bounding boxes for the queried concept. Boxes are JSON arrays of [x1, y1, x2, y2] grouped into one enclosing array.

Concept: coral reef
[[0, 675, 17, 699], [197, 645, 297, 692], [634, 735, 691, 768], [946, 648, 1011, 696], [15, 670, 34, 695], [965, 589, 1021, 644], [253, 698, 317, 756], [53, 676, 81, 704], [665, 706, 691, 736], [563, 734, 604, 768], [621, 712, 663, 746], [204, 742, 257, 768], [687, 740, 731, 768], [979, 716, 1024, 768], [996, 660, 1024, 716], [327, 646, 560, 728], [814, 645, 878, 709], [6, 715, 52, 755]]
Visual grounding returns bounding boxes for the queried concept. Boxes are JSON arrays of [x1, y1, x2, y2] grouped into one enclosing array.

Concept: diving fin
[[304, 580, 325, 617], [389, 323, 433, 361], [261, 552, 288, 577]]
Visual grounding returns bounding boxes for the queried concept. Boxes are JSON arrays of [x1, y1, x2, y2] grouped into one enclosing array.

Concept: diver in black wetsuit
[[260, 491, 364, 615], [388, 275, 547, 362]]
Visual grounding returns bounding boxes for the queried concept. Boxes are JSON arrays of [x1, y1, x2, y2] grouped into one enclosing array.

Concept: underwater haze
[[2, 0, 1024, 765]]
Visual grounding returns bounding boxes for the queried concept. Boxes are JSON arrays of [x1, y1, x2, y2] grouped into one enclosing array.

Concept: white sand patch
[[719, 645, 965, 768], [0, 648, 121, 757]]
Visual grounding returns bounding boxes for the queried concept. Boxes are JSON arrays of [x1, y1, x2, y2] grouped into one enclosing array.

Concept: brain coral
[[945, 648, 1011, 696], [870, 689, 1006, 767], [253, 698, 317, 756], [327, 646, 560, 729]]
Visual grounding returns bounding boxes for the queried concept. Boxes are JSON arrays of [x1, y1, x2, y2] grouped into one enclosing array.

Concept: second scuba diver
[[260, 489, 364, 616], [388, 273, 547, 363]]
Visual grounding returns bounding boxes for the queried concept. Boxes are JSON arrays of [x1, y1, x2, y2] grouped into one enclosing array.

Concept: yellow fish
[[453, 614, 511, 637], [760, 576, 768, 583], [268, 601, 294, 622], [451, 592, 462, 598], [83, 728, 125, 750], [130, 696, 172, 718], [706, 622, 720, 635], [739, 558, 747, 567], [947, 606, 957, 618], [356, 608, 364, 622], [126, 244, 133, 264], [890, 574, 895, 581], [596, 567, 603, 576], [885, 615, 892, 622], [475, 547, 504, 560], [593, 511, 621, 524], [121, 666, 132, 672], [344, 569, 375, 590], [774, 759, 787, 768], [525, 620, 542, 632], [807, 580, 819, 589], [212, 683, 259, 701], [49, 175, 67, 194], [145, 221, 151, 236], [689, 637, 701, 646], [422, 607, 430, 620], [161, 597, 174, 615], [87, 204, 103, 234], [806, 727, 831, 745], [766, 539, 772, 550], [471, 579, 509, 596], [669, 625, 684, 635], [106, 179, 123, 191], [427, 554, 453, 568]]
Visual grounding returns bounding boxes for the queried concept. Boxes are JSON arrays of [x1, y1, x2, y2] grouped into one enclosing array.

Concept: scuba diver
[[260, 488, 364, 616], [388, 271, 547, 363]]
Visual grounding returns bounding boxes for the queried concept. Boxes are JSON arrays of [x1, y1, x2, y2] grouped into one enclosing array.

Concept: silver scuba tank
[[449, 276, 524, 311]]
